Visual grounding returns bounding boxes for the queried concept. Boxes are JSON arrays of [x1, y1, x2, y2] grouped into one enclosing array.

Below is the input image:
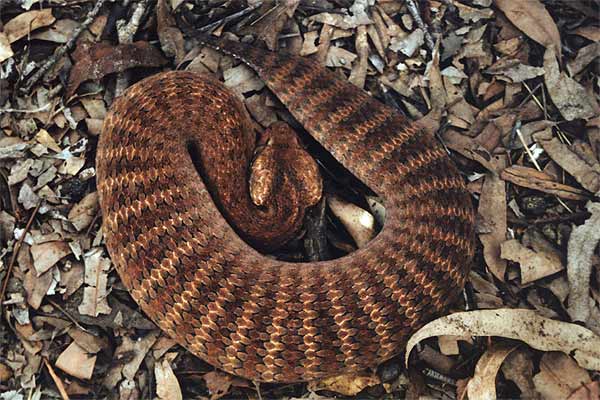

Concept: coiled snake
[[96, 36, 475, 382]]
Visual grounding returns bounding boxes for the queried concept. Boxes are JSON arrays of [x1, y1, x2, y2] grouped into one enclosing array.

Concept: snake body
[[97, 37, 475, 382]]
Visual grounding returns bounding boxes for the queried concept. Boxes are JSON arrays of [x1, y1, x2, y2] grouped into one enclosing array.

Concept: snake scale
[[96, 35, 475, 383]]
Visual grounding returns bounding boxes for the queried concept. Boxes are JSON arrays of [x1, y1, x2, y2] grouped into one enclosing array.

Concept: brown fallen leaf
[[66, 41, 168, 97], [55, 341, 97, 380], [533, 352, 591, 400], [24, 267, 54, 310], [103, 331, 160, 389], [494, 0, 561, 57], [484, 58, 545, 83], [327, 195, 376, 248], [308, 373, 381, 396], [568, 42, 600, 76], [567, 202, 600, 323], [68, 192, 99, 232], [500, 165, 588, 201], [34, 129, 61, 153], [30, 241, 71, 276], [406, 309, 600, 371], [223, 64, 265, 94], [478, 156, 508, 280], [155, 353, 182, 400], [534, 129, 600, 193], [568, 381, 600, 400], [572, 26, 600, 42], [0, 32, 13, 63], [244, 0, 300, 51], [501, 349, 539, 399], [157, 0, 185, 64], [78, 248, 111, 317], [543, 48, 599, 121], [3, 9, 56, 43], [466, 343, 517, 400], [348, 25, 368, 88], [501, 236, 564, 284], [203, 371, 232, 400]]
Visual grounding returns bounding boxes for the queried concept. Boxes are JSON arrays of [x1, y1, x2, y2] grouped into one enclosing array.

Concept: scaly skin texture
[[97, 38, 475, 383]]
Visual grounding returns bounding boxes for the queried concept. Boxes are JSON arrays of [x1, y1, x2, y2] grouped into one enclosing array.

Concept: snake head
[[250, 121, 323, 210]]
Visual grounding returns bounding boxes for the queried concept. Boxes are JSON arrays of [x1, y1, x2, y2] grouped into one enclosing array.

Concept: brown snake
[[96, 36, 475, 382]]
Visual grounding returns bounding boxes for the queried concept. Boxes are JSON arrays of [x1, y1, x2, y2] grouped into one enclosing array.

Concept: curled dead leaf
[[466, 343, 517, 400], [406, 309, 600, 371]]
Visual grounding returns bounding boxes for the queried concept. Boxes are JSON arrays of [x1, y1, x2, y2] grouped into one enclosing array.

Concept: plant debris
[[1, 0, 599, 398]]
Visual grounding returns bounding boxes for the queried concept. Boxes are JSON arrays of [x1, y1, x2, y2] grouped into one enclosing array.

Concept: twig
[[21, 0, 108, 93], [195, 2, 263, 33], [0, 202, 41, 312], [47, 299, 88, 332], [405, 0, 435, 51], [116, 0, 151, 43], [115, 0, 152, 96], [507, 211, 592, 227], [0, 103, 51, 113], [43, 357, 70, 400]]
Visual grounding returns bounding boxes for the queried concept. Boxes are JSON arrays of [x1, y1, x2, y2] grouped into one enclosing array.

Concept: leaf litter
[[0, 0, 599, 398]]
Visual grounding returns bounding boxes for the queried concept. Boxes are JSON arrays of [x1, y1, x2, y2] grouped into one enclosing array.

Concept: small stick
[[0, 202, 41, 312], [195, 2, 263, 33], [43, 357, 70, 400], [405, 0, 434, 51], [47, 299, 88, 333], [21, 0, 108, 93]]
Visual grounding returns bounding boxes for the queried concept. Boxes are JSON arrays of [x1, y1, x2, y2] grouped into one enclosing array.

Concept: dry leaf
[[78, 248, 111, 317], [478, 157, 507, 280], [494, 0, 561, 57], [157, 0, 185, 64], [307, 10, 372, 30], [500, 165, 588, 201], [31, 19, 78, 43], [567, 202, 600, 323], [55, 341, 97, 380], [3, 9, 56, 43], [327, 195, 376, 248], [24, 267, 54, 309], [502, 349, 539, 399], [543, 48, 599, 121], [533, 352, 591, 400], [390, 29, 424, 57], [223, 64, 265, 94], [68, 192, 99, 231], [534, 129, 600, 193], [572, 26, 600, 42], [103, 331, 160, 388], [349, 25, 368, 88], [66, 41, 168, 97], [466, 343, 517, 400], [406, 309, 600, 371], [308, 373, 381, 396], [203, 371, 233, 400], [500, 237, 563, 284], [484, 58, 545, 83], [568, 381, 599, 400], [568, 42, 600, 76], [155, 353, 182, 400], [325, 46, 357, 69], [34, 129, 61, 153], [30, 241, 70, 275], [0, 32, 13, 63], [246, 0, 300, 51]]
